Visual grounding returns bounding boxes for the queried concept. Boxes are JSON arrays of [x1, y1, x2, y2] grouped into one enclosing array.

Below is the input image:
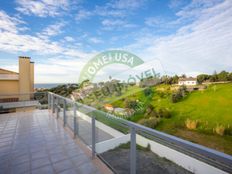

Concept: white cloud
[[76, 9, 93, 21], [110, 0, 145, 10], [145, 17, 162, 27], [1, 0, 231, 83], [0, 65, 18, 73], [102, 19, 125, 26], [143, 0, 232, 75], [0, 10, 91, 59], [15, 0, 70, 17], [38, 22, 66, 39], [0, 10, 24, 33], [176, 0, 223, 21], [79, 0, 145, 21], [89, 37, 103, 44], [101, 19, 136, 30], [168, 0, 186, 9], [1, 56, 89, 83], [64, 36, 74, 42], [35, 57, 89, 83]]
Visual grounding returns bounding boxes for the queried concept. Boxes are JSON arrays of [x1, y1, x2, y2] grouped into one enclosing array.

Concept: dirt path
[[101, 148, 192, 174]]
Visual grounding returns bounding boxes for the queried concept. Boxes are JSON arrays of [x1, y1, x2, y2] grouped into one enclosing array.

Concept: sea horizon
[[35, 83, 69, 89]]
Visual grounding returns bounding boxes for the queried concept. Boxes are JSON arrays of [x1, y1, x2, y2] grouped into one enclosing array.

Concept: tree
[[125, 99, 138, 110], [172, 75, 179, 84], [144, 87, 153, 97], [80, 79, 90, 88], [171, 86, 187, 103], [171, 92, 182, 103], [210, 71, 218, 82], [197, 74, 209, 84], [217, 71, 229, 81], [228, 73, 232, 81], [181, 74, 186, 78], [99, 82, 104, 87]]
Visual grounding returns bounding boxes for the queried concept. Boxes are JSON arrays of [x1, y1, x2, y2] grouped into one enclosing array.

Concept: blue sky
[[0, 0, 231, 83]]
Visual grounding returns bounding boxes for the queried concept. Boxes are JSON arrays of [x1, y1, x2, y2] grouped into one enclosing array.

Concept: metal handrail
[[48, 92, 232, 174]]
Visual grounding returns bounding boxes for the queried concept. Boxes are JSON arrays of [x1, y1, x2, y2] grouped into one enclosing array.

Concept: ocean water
[[35, 83, 65, 89]]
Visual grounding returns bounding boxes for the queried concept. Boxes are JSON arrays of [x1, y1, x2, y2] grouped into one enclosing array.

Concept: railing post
[[52, 95, 55, 114], [63, 99, 66, 127], [56, 98, 59, 119], [48, 93, 51, 109], [130, 127, 136, 174], [91, 112, 96, 159], [50, 94, 53, 112], [73, 103, 78, 138]]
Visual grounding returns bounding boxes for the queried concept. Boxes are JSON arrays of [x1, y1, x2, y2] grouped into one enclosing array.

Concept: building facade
[[0, 56, 34, 103], [178, 77, 197, 86]]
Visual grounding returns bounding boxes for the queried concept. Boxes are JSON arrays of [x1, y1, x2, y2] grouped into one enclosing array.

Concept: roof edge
[[0, 68, 19, 74]]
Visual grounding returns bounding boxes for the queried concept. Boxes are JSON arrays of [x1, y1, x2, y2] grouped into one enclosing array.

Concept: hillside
[[100, 83, 232, 154], [153, 83, 232, 129]]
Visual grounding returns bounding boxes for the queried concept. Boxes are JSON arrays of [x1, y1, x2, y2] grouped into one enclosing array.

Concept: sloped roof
[[179, 77, 197, 81], [0, 68, 18, 75], [104, 104, 113, 108]]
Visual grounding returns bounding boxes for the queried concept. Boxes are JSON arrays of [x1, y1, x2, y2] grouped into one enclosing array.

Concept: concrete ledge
[[0, 100, 39, 109], [96, 134, 130, 154]]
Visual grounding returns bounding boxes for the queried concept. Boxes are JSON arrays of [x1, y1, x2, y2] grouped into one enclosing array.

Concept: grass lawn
[[152, 83, 232, 154], [153, 83, 232, 130], [82, 83, 232, 154]]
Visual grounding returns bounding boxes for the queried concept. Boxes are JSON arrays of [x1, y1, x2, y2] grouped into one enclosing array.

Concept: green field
[[153, 84, 232, 128], [151, 83, 232, 154], [84, 83, 232, 154]]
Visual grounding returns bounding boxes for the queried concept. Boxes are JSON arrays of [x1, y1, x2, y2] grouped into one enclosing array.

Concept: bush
[[144, 105, 159, 118], [158, 91, 166, 98], [171, 85, 188, 103], [225, 125, 232, 135], [185, 119, 198, 130], [138, 117, 160, 129], [158, 108, 172, 118], [214, 125, 225, 136], [171, 91, 183, 103], [146, 104, 154, 113], [125, 99, 139, 109], [144, 87, 153, 97], [150, 111, 159, 118]]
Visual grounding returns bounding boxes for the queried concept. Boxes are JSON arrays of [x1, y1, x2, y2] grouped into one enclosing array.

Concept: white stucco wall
[[178, 80, 197, 86]]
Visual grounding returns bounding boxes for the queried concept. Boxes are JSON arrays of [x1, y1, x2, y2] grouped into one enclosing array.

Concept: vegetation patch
[[214, 125, 226, 136], [138, 117, 160, 129], [185, 119, 199, 130]]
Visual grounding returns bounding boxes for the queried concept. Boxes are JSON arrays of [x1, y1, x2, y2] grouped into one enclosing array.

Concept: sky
[[0, 0, 232, 83]]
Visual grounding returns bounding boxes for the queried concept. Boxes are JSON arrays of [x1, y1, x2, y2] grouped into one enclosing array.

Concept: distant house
[[72, 83, 96, 100], [82, 84, 95, 91], [178, 77, 197, 86], [104, 104, 114, 112]]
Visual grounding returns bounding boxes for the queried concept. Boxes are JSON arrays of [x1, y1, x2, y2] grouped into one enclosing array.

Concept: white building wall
[[178, 80, 197, 86]]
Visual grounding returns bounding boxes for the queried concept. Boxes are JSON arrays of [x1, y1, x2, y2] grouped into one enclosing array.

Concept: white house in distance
[[178, 77, 197, 86]]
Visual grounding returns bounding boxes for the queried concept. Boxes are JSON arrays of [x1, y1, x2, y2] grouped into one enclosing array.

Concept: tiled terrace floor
[[0, 110, 112, 174]]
